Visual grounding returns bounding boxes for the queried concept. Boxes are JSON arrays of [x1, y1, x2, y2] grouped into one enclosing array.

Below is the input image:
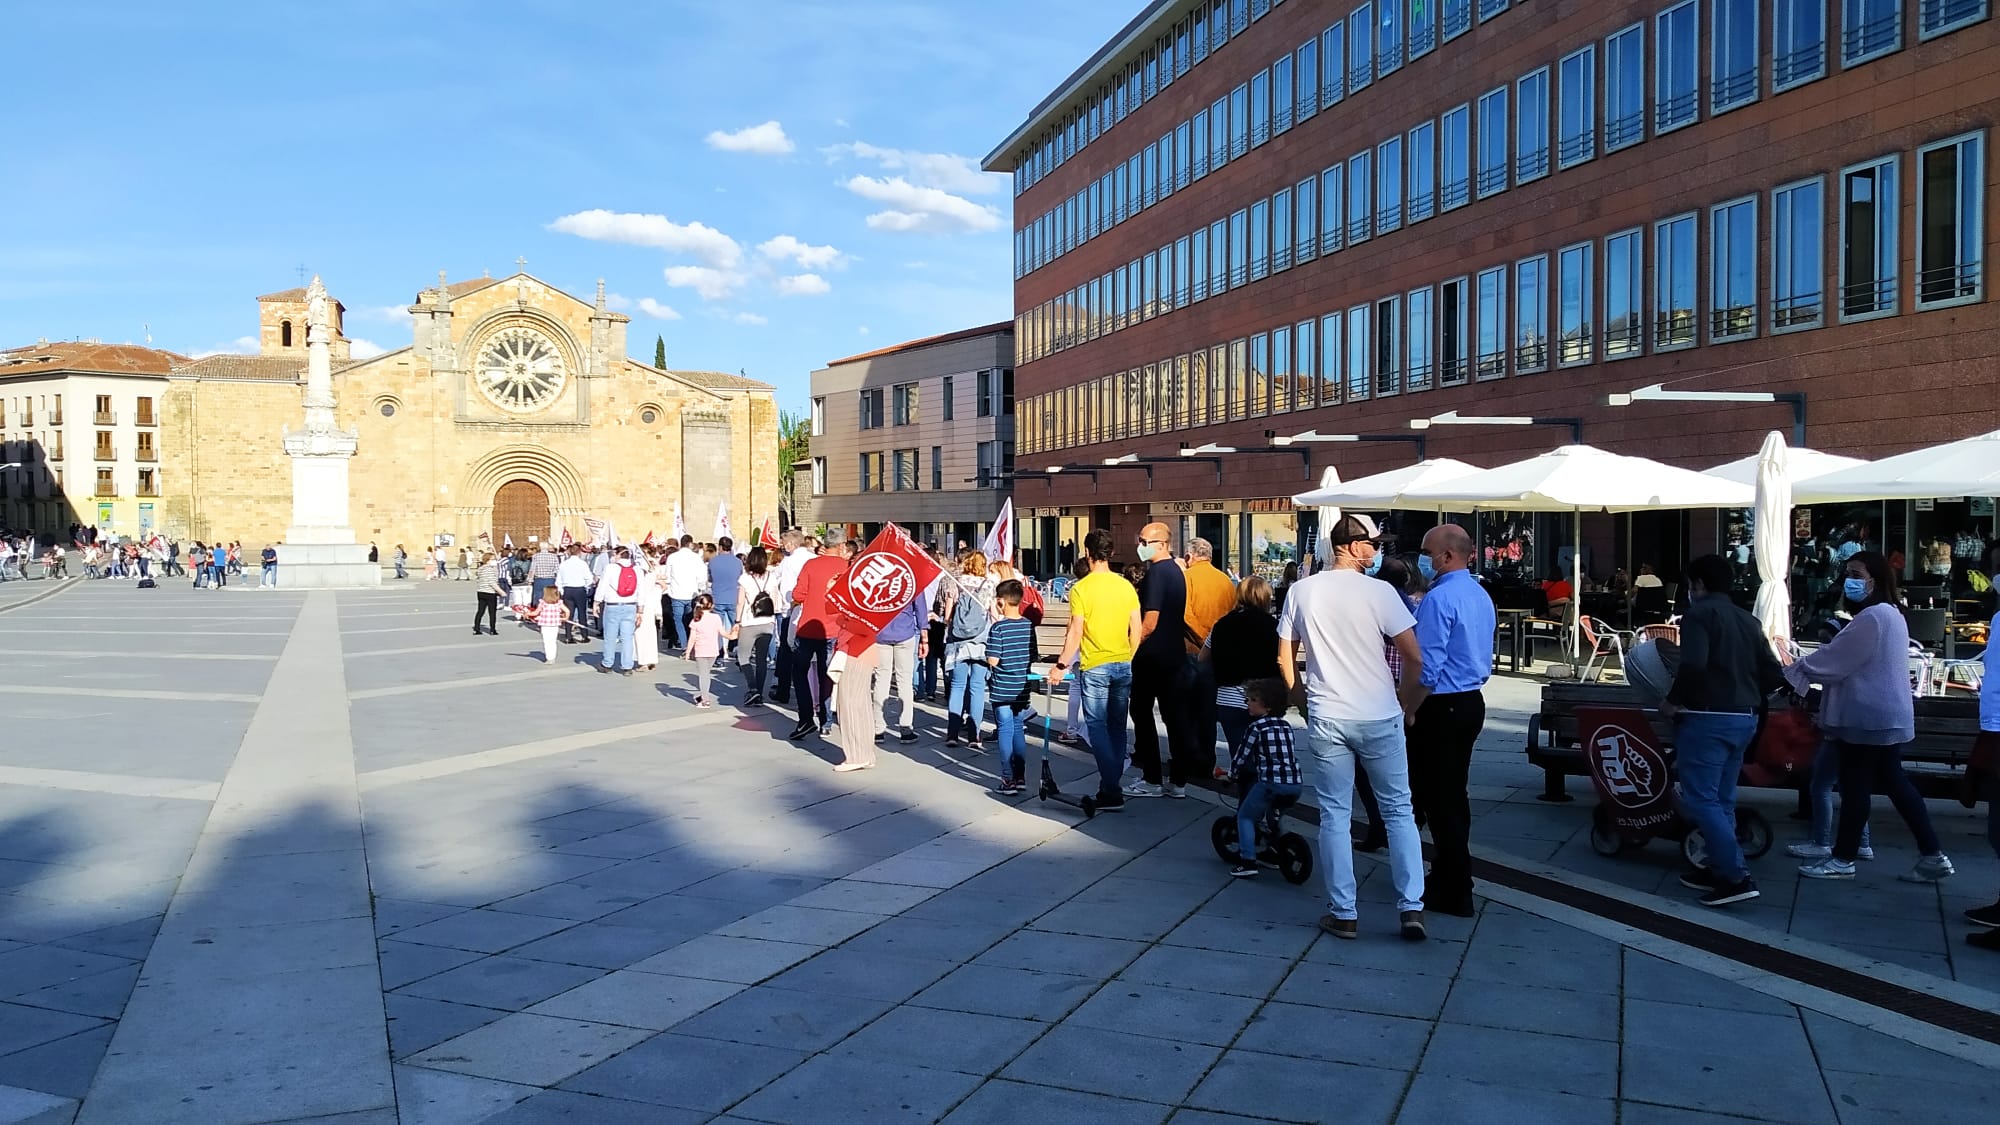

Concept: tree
[[653, 335, 666, 370], [776, 409, 810, 528]]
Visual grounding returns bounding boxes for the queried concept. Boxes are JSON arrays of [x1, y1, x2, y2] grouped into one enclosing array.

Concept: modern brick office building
[[983, 0, 1997, 582]]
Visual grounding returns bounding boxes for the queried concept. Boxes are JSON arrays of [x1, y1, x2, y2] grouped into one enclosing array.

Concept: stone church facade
[[160, 272, 778, 552]]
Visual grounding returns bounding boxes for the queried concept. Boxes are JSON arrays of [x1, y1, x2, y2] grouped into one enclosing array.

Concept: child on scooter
[[1233, 678, 1305, 878], [985, 580, 1036, 794]]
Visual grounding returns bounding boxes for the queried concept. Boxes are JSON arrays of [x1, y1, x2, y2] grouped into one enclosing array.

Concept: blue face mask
[[1842, 577, 1870, 604], [1417, 555, 1437, 581], [1364, 551, 1383, 575]]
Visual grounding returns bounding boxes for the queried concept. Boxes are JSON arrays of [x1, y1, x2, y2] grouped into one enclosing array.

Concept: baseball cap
[[1323, 513, 1384, 547]]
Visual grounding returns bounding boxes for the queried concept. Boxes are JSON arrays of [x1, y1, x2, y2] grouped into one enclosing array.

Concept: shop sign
[[139, 502, 154, 531], [96, 503, 114, 527], [1974, 498, 1995, 517]]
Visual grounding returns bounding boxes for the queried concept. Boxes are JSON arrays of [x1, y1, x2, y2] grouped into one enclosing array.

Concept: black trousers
[[1131, 653, 1197, 786], [560, 586, 591, 640], [474, 592, 498, 632], [1409, 690, 1487, 905]]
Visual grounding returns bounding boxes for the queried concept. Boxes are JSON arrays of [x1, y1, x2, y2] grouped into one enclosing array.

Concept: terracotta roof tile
[[825, 321, 1013, 367], [0, 342, 184, 377], [622, 359, 771, 392], [173, 354, 306, 381]]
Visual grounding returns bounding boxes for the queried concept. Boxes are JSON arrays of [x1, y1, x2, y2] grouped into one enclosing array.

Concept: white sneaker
[[1121, 780, 1164, 798], [1898, 854, 1955, 883], [1798, 857, 1857, 880], [1858, 846, 1876, 860], [1162, 783, 1187, 799], [1785, 842, 1830, 859]]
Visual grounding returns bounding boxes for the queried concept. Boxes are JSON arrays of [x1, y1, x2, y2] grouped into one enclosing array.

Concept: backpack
[[1970, 570, 1992, 595], [615, 564, 636, 598], [948, 582, 991, 643], [508, 557, 530, 583]]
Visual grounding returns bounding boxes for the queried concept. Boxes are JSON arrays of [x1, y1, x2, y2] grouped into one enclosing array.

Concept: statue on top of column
[[305, 276, 331, 340]]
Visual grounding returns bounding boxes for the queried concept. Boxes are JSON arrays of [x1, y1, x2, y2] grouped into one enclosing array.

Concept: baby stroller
[[1208, 774, 1315, 885]]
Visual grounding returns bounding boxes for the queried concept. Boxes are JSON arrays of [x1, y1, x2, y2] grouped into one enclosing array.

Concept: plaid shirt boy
[[1241, 715, 1303, 786]]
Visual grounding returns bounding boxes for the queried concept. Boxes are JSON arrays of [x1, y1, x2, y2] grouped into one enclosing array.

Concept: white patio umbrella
[[1793, 428, 2000, 504], [1292, 458, 1482, 508], [1401, 445, 1755, 660], [1750, 432, 1794, 650], [1708, 447, 1867, 487]]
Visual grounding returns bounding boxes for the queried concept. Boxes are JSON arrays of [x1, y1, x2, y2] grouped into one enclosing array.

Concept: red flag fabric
[[826, 524, 941, 655], [759, 517, 779, 549], [642, 530, 656, 547], [1577, 707, 1677, 835], [559, 526, 574, 548]]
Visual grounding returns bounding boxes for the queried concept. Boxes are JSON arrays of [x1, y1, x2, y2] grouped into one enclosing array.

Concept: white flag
[[979, 497, 1014, 564], [713, 502, 730, 542], [672, 502, 687, 541], [503, 532, 515, 550], [582, 516, 609, 546]]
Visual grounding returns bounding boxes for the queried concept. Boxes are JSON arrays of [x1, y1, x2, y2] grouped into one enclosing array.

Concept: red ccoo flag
[[759, 517, 779, 549]]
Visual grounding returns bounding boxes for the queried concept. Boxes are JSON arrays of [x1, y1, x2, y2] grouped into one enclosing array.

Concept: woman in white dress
[[634, 548, 663, 671]]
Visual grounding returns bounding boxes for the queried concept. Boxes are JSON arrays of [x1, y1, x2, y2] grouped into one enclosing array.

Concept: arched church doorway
[[492, 479, 550, 549]]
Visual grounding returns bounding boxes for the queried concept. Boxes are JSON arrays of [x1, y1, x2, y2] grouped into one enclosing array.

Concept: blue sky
[[0, 1, 1133, 407]]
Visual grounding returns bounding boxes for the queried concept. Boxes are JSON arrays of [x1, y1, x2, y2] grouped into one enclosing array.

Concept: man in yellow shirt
[[1049, 528, 1144, 812], [1181, 537, 1237, 775]]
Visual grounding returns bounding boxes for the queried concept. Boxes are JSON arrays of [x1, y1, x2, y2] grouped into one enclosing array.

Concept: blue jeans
[[1674, 710, 1759, 882], [531, 578, 553, 604], [947, 660, 990, 742], [995, 700, 1030, 784], [1078, 662, 1133, 800], [1217, 704, 1251, 768], [261, 563, 276, 586], [667, 597, 694, 650], [1303, 713, 1425, 918], [714, 605, 738, 659], [1805, 738, 1871, 851], [600, 603, 638, 671], [1238, 781, 1304, 862]]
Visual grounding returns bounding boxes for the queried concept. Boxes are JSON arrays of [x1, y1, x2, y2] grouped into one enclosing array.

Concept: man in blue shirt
[[1406, 523, 1496, 917], [708, 537, 744, 667], [872, 593, 925, 744]]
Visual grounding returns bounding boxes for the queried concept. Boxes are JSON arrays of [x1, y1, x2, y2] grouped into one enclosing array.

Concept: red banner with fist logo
[[827, 524, 941, 655]]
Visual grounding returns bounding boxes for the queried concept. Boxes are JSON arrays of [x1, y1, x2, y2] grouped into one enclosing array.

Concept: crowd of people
[[0, 526, 284, 589]]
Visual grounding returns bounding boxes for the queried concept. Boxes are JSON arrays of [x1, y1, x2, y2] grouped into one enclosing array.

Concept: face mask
[[1842, 577, 1870, 603], [1364, 551, 1382, 575], [1136, 543, 1156, 562], [1418, 555, 1437, 581]]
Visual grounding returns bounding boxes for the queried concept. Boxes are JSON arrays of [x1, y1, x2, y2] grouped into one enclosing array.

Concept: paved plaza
[[1, 580, 1997, 1124]]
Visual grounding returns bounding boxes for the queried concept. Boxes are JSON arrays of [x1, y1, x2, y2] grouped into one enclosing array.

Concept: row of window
[[0, 393, 156, 428], [1014, 0, 1989, 362], [3, 429, 157, 459], [1014, 0, 1988, 284], [823, 440, 1019, 496], [837, 370, 1015, 433], [0, 465, 150, 501], [1016, 132, 1984, 457], [1012, 0, 1524, 277]]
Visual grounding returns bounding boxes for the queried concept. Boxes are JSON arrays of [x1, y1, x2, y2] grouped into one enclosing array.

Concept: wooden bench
[[1525, 681, 1983, 803]]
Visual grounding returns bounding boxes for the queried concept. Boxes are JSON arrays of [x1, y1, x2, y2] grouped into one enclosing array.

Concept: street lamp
[[1605, 383, 1806, 446], [1177, 441, 1312, 476], [1099, 453, 1154, 490], [1267, 430, 1428, 459], [1409, 410, 1583, 443]]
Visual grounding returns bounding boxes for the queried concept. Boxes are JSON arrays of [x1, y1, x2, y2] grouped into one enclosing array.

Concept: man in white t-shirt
[[664, 536, 710, 651], [768, 530, 816, 706], [1276, 513, 1428, 942]]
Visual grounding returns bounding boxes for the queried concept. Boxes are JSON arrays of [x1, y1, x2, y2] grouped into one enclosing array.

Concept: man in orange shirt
[[788, 528, 850, 742], [1181, 537, 1238, 774]]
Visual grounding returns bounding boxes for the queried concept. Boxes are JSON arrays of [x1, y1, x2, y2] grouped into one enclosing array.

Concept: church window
[[381, 403, 397, 418], [281, 320, 293, 347], [640, 408, 657, 424]]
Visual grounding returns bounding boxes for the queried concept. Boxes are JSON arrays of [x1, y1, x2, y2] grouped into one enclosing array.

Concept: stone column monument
[[278, 276, 380, 586]]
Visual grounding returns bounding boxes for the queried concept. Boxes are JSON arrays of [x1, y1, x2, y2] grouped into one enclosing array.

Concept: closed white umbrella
[[1293, 458, 1482, 508], [1794, 428, 2000, 503], [1709, 447, 1867, 487], [1403, 446, 1755, 660], [1311, 466, 1340, 563], [1750, 431, 1793, 650]]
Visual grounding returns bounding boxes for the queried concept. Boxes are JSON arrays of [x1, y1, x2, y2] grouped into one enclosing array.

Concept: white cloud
[[348, 338, 388, 359], [733, 312, 769, 326], [857, 326, 870, 335], [190, 336, 260, 358], [824, 142, 1000, 196], [361, 304, 412, 322], [603, 292, 634, 311], [663, 265, 748, 300], [776, 273, 831, 297], [635, 298, 683, 321], [758, 235, 847, 271], [705, 121, 794, 155], [549, 209, 742, 268], [844, 176, 1002, 234]]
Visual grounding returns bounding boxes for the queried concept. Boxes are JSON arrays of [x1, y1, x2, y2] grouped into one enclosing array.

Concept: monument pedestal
[[280, 418, 381, 589]]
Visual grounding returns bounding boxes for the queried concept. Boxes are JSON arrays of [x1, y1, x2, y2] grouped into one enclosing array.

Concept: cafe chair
[[1905, 607, 1949, 656], [1578, 615, 1632, 683], [1631, 586, 1672, 627]]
